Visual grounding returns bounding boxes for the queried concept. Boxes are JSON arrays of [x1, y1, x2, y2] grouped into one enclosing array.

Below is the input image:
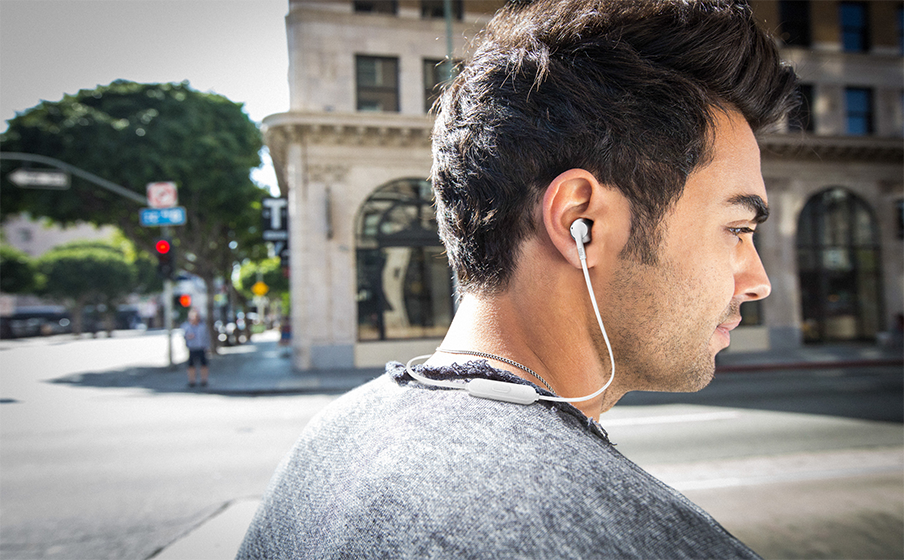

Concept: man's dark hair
[[431, 0, 799, 294]]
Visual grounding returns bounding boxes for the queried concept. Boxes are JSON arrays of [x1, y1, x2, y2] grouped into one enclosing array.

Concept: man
[[238, 1, 797, 558], [182, 308, 210, 388]]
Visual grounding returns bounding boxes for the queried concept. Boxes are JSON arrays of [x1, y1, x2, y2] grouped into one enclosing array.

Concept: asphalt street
[[0, 330, 901, 560], [0, 332, 336, 560]]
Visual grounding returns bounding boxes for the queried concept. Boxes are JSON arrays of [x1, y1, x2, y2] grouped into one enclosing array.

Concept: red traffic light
[[178, 294, 192, 307], [155, 239, 171, 254], [155, 238, 175, 280]]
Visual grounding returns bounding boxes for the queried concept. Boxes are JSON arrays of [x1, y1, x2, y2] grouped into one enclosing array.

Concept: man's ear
[[541, 168, 631, 269]]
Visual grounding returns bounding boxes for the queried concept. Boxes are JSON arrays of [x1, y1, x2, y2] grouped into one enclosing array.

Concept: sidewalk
[[180, 330, 384, 396], [715, 340, 903, 372], [194, 330, 903, 397]]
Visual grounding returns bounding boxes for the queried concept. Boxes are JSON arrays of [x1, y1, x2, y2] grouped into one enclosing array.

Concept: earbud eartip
[[570, 219, 592, 244]]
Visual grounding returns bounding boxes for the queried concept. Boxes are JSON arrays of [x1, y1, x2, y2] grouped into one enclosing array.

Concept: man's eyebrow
[[728, 194, 769, 224]]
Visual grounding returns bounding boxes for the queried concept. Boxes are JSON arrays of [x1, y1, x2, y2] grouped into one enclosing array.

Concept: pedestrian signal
[[155, 238, 175, 279]]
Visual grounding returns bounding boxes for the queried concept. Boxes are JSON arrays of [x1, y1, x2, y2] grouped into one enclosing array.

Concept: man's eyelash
[[728, 226, 755, 236]]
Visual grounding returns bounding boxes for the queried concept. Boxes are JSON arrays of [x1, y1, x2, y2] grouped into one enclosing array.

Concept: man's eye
[[728, 226, 756, 238]]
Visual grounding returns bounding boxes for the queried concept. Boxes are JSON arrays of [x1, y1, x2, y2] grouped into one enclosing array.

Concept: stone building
[[263, 0, 903, 370]]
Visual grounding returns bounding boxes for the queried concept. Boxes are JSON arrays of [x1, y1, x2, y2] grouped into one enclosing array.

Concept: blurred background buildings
[[263, 0, 903, 370]]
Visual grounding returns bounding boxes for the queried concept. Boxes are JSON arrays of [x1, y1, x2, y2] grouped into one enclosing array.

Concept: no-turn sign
[[147, 182, 178, 208]]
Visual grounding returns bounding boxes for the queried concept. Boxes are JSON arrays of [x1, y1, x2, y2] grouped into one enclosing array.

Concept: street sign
[[8, 168, 70, 189], [140, 206, 187, 226], [262, 197, 288, 241], [251, 281, 269, 296], [147, 182, 178, 208], [274, 240, 289, 268]]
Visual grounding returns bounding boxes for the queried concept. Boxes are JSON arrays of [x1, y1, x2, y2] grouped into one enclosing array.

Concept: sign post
[[0, 154, 182, 367], [141, 182, 182, 369], [163, 228, 174, 368], [262, 197, 289, 267]]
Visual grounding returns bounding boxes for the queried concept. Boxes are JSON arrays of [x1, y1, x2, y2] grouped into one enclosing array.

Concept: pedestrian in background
[[182, 308, 210, 388]]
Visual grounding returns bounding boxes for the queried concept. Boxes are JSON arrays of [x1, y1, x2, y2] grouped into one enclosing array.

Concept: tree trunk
[[70, 296, 87, 336], [103, 308, 116, 337], [200, 274, 219, 354]]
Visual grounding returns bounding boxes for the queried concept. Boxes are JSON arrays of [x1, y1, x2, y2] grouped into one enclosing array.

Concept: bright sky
[[0, 0, 290, 194]]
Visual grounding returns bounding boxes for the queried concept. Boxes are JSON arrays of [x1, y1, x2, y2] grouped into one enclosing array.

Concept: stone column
[[878, 180, 904, 334], [286, 141, 311, 370], [307, 164, 355, 368], [287, 144, 356, 370], [761, 176, 804, 348]]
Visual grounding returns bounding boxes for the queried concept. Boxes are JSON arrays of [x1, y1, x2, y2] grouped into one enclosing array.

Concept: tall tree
[[37, 241, 135, 335], [0, 244, 38, 294], [1, 81, 268, 346]]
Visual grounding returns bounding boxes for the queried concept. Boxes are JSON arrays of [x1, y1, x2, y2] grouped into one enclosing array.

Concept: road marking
[[670, 464, 902, 491], [646, 447, 904, 491], [603, 410, 741, 427]]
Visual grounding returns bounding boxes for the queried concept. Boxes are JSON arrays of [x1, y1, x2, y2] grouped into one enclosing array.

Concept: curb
[[147, 498, 260, 560], [205, 385, 366, 397]]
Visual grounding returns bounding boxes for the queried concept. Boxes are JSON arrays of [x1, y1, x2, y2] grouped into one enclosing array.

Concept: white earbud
[[405, 217, 616, 406], [570, 218, 591, 244], [570, 218, 592, 260]]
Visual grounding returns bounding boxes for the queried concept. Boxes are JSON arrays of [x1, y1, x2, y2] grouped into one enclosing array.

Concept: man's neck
[[431, 291, 623, 419]]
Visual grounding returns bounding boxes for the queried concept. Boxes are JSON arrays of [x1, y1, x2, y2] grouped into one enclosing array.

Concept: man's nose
[[736, 249, 771, 301]]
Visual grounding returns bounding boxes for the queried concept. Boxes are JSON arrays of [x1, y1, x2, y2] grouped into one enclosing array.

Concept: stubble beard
[[600, 256, 727, 395]]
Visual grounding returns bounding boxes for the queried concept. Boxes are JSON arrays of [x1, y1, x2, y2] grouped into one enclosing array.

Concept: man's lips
[[717, 317, 742, 333], [714, 317, 742, 348]]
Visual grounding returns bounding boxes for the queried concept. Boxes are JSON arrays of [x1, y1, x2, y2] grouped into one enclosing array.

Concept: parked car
[[0, 306, 72, 339], [214, 317, 249, 346]]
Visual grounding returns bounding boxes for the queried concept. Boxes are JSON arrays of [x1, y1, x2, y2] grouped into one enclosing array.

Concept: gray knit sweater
[[237, 361, 760, 559]]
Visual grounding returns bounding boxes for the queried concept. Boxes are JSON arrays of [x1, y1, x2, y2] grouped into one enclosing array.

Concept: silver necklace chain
[[436, 347, 555, 394]]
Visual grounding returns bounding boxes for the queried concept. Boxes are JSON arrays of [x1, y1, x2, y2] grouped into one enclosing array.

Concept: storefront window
[[797, 188, 883, 342], [356, 179, 454, 341]]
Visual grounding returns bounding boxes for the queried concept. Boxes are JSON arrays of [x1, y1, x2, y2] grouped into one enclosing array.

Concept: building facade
[[264, 0, 903, 370]]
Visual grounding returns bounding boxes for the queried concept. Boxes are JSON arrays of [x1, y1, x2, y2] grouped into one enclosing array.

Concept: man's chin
[[675, 356, 717, 393], [639, 360, 715, 394]]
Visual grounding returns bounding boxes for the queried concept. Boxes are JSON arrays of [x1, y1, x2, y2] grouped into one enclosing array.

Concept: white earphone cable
[[405, 225, 615, 405], [542, 254, 615, 403]]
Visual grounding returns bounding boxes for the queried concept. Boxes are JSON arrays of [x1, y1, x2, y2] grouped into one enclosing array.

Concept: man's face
[[604, 110, 771, 393]]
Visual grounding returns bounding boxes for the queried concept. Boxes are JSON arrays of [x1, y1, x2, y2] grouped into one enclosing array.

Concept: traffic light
[[178, 294, 192, 308], [155, 238, 175, 279]]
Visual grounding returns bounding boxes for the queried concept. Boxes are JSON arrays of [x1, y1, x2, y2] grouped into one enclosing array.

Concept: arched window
[[797, 188, 883, 342], [356, 178, 454, 341]]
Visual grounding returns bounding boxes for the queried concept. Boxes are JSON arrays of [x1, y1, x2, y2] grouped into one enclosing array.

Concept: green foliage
[[132, 252, 162, 294], [37, 241, 135, 302], [37, 240, 137, 334], [0, 80, 268, 292], [235, 257, 289, 300], [0, 245, 38, 294], [108, 231, 162, 294]]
